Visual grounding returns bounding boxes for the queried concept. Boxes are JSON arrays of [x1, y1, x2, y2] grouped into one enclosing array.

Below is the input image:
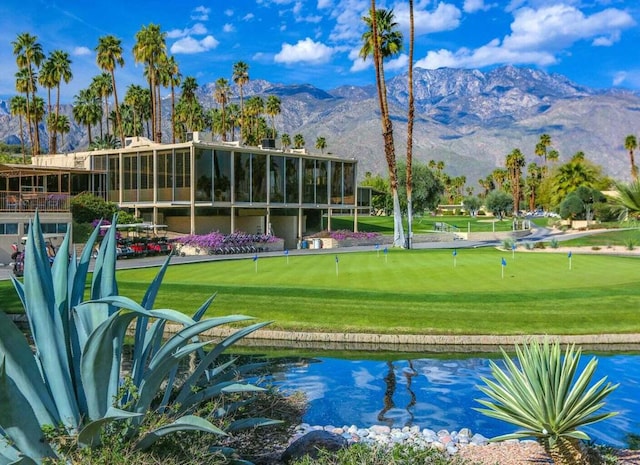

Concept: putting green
[[115, 249, 640, 336]]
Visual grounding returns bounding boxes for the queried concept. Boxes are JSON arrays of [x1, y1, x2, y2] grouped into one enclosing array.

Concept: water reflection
[[261, 352, 640, 448]]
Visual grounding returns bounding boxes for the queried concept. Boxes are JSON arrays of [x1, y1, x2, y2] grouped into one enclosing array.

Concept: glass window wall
[[214, 150, 231, 201], [195, 148, 213, 201]]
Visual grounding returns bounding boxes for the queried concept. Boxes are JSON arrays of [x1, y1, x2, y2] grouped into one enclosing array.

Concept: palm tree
[[47, 50, 72, 154], [315, 136, 327, 154], [281, 133, 291, 150], [361, 5, 405, 247], [227, 103, 240, 141], [175, 77, 205, 137], [124, 84, 149, 137], [624, 135, 638, 181], [265, 95, 281, 139], [96, 35, 125, 146], [550, 156, 603, 206], [293, 133, 305, 149], [12, 32, 44, 155], [535, 133, 552, 174], [506, 148, 526, 215], [73, 88, 102, 146], [9, 95, 28, 161], [232, 61, 249, 143], [214, 77, 230, 141], [39, 57, 57, 153], [525, 162, 543, 212], [158, 54, 181, 143], [90, 73, 113, 138], [133, 24, 167, 142], [611, 180, 640, 221], [55, 114, 71, 149], [244, 95, 265, 145], [405, 0, 415, 248]]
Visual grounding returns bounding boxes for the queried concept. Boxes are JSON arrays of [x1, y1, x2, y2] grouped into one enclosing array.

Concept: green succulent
[[475, 340, 618, 465], [0, 212, 278, 464]]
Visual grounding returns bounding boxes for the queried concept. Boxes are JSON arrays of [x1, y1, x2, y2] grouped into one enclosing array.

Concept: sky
[[0, 0, 638, 103]]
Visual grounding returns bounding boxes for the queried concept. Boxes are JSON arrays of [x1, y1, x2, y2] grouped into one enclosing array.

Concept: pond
[[253, 349, 640, 449]]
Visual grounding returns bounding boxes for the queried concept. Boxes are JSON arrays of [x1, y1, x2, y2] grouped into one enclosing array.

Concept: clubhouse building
[[0, 133, 369, 262]]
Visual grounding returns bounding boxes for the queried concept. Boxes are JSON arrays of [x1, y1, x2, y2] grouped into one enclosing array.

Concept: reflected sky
[[267, 353, 640, 448]]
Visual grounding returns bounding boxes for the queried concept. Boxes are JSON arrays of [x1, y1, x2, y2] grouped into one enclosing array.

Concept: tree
[[505, 148, 525, 215], [405, 0, 415, 248], [214, 77, 230, 141], [157, 54, 181, 143], [265, 95, 281, 139], [315, 136, 327, 154], [39, 56, 57, 153], [55, 114, 71, 149], [281, 133, 291, 150], [96, 35, 125, 145], [293, 133, 305, 149], [47, 50, 72, 154], [397, 162, 444, 214], [548, 154, 609, 207], [610, 180, 640, 221], [90, 73, 113, 138], [361, 5, 405, 247], [72, 88, 102, 146], [361, 172, 391, 214], [232, 61, 250, 143], [133, 24, 166, 142], [13, 32, 45, 155], [463, 195, 482, 217], [9, 95, 28, 161], [484, 190, 513, 220], [624, 135, 638, 181], [535, 133, 552, 172]]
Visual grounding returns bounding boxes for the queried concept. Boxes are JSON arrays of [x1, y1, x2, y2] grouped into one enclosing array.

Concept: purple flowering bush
[[174, 231, 282, 251]]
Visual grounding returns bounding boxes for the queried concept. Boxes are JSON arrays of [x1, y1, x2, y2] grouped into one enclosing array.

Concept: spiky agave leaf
[[475, 340, 618, 445], [134, 415, 227, 451], [77, 407, 144, 447]]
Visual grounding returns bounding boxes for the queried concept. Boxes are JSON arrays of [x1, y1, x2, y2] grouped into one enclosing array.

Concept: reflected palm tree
[[377, 360, 418, 427]]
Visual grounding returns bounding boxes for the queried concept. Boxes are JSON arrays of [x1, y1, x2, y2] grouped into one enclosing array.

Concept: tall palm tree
[[405, 0, 415, 248], [9, 95, 28, 161], [73, 88, 102, 146], [39, 57, 57, 153], [12, 32, 44, 155], [506, 148, 525, 214], [244, 95, 264, 145], [90, 73, 113, 138], [47, 50, 72, 154], [96, 35, 125, 145], [624, 135, 638, 181], [535, 133, 552, 174], [361, 5, 405, 247], [232, 61, 249, 143], [227, 103, 240, 141], [133, 24, 166, 142], [281, 133, 291, 150], [124, 84, 148, 137], [175, 77, 205, 137], [315, 136, 327, 154], [214, 77, 230, 141], [55, 114, 71, 149], [525, 162, 543, 212], [265, 95, 281, 139], [158, 54, 181, 143]]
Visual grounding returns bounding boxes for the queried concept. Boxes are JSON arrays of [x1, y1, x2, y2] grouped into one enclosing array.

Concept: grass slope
[[112, 248, 640, 336]]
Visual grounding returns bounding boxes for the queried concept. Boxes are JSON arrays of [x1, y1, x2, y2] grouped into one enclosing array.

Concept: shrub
[[523, 241, 535, 250], [476, 340, 618, 465], [624, 238, 636, 251], [0, 213, 279, 463], [501, 238, 516, 251], [534, 241, 546, 249], [549, 238, 559, 249]]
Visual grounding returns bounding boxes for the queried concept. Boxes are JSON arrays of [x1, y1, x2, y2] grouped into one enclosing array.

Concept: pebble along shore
[[289, 423, 534, 455]]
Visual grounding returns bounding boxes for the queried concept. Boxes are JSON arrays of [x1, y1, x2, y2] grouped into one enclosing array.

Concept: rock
[[281, 430, 349, 464]]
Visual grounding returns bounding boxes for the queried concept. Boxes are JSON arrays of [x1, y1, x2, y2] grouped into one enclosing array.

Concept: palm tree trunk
[[406, 0, 415, 249], [171, 84, 176, 144], [18, 116, 26, 162], [543, 437, 590, 465], [111, 70, 124, 146], [630, 149, 638, 181]]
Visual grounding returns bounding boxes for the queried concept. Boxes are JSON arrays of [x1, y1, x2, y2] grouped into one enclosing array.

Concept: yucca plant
[[0, 212, 279, 464], [475, 340, 618, 465]]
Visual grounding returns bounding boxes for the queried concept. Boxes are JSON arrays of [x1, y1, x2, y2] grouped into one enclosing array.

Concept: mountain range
[[1, 65, 639, 185]]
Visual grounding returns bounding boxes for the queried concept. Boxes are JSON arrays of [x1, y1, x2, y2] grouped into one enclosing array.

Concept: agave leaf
[[73, 301, 111, 348], [91, 214, 118, 302], [131, 319, 166, 389], [176, 358, 239, 412], [0, 313, 58, 427], [175, 321, 271, 405], [180, 382, 265, 413], [9, 277, 25, 315], [81, 310, 139, 420], [22, 215, 79, 430], [192, 294, 217, 322], [226, 418, 283, 432], [134, 415, 227, 451], [141, 252, 173, 310], [70, 220, 103, 308], [0, 357, 58, 462], [77, 407, 144, 447]]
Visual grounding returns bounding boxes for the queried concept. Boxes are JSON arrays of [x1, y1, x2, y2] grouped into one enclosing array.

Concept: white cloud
[[72, 46, 92, 56], [613, 71, 627, 86], [612, 70, 640, 89], [167, 23, 208, 39], [274, 37, 334, 64], [224, 9, 234, 16], [328, 0, 369, 42], [393, 1, 462, 35], [223, 23, 235, 33], [191, 6, 210, 21], [170, 35, 219, 54], [414, 4, 635, 70], [317, 0, 333, 8], [463, 0, 491, 13], [243, 13, 255, 21]]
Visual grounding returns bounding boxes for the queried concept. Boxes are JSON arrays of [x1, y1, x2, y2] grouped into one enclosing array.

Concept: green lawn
[[554, 228, 640, 248], [102, 248, 640, 336]]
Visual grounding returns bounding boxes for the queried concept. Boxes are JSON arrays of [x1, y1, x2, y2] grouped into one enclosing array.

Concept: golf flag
[[568, 250, 572, 270], [335, 255, 339, 276], [375, 243, 380, 257], [284, 248, 289, 264], [501, 257, 506, 279], [253, 254, 258, 273], [383, 246, 388, 264], [453, 249, 457, 267]]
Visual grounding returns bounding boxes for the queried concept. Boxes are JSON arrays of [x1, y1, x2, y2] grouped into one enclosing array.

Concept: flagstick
[[255, 259, 258, 273], [569, 256, 572, 270], [454, 256, 457, 268], [501, 264, 504, 279]]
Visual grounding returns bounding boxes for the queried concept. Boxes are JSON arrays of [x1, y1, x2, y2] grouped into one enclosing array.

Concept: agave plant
[[475, 340, 618, 465], [0, 212, 279, 464]]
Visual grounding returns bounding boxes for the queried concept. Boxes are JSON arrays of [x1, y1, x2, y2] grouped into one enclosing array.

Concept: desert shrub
[[549, 238, 559, 249], [624, 238, 636, 251], [534, 241, 546, 249]]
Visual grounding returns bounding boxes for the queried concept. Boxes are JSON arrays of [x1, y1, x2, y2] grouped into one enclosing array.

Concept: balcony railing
[[0, 192, 71, 213]]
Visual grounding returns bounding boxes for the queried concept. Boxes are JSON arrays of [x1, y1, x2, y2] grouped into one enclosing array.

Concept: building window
[[331, 161, 343, 204], [0, 223, 18, 235], [285, 157, 299, 204], [157, 151, 173, 201], [195, 148, 213, 201], [214, 150, 231, 202], [24, 223, 67, 234], [174, 150, 191, 201], [270, 155, 285, 203], [344, 162, 355, 204], [108, 155, 120, 202], [316, 159, 328, 204], [123, 153, 138, 202], [139, 153, 153, 201], [252, 153, 267, 203], [303, 159, 315, 203], [235, 152, 251, 202]]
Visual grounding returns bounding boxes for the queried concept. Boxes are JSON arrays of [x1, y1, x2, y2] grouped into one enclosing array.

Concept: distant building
[[0, 134, 365, 262]]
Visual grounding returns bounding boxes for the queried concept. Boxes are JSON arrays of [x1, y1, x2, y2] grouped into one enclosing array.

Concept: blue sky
[[0, 0, 638, 103]]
